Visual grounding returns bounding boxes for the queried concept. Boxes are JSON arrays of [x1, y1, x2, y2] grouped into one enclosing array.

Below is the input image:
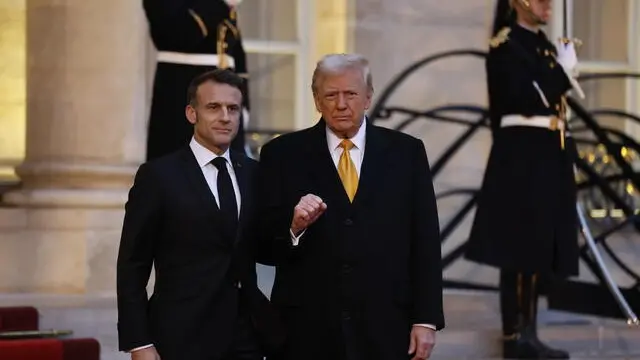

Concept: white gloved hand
[[224, 0, 243, 7], [556, 39, 579, 76], [556, 39, 585, 99]]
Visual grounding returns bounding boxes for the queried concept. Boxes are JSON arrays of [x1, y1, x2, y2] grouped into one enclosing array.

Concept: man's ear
[[313, 93, 322, 113], [186, 104, 197, 125]]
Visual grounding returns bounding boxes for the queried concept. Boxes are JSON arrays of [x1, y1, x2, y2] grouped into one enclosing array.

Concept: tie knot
[[340, 139, 355, 151], [211, 157, 227, 170]]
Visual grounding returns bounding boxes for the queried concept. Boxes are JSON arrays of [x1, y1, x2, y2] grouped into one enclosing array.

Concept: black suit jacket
[[117, 147, 277, 360], [255, 119, 444, 360]]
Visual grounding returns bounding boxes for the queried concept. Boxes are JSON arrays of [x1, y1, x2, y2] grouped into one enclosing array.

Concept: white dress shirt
[[189, 137, 242, 214], [326, 119, 367, 176], [128, 137, 241, 353]]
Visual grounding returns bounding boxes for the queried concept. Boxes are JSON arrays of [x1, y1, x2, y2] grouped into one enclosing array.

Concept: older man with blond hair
[[255, 53, 444, 360]]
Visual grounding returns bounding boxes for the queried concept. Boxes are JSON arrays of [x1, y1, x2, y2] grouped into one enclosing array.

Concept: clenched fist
[[291, 194, 327, 235]]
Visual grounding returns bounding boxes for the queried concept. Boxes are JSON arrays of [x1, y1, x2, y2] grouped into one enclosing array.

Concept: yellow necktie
[[338, 139, 358, 202]]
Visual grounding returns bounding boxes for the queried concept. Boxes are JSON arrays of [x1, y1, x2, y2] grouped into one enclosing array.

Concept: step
[[432, 291, 640, 359]]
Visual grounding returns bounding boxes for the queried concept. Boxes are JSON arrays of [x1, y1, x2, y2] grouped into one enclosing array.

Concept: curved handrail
[[578, 72, 640, 82], [435, 188, 479, 200], [368, 49, 487, 122]]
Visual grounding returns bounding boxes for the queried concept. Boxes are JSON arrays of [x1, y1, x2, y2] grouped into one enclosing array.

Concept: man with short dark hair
[[117, 69, 277, 360]]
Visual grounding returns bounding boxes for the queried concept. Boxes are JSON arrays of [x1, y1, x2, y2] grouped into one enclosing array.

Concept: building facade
[[0, 0, 638, 294]]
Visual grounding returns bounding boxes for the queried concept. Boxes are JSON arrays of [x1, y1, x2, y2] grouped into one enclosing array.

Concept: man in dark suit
[[117, 69, 273, 360], [255, 53, 444, 360]]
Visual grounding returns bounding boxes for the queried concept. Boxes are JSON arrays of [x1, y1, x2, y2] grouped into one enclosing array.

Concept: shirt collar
[[326, 117, 367, 151], [189, 137, 232, 168]]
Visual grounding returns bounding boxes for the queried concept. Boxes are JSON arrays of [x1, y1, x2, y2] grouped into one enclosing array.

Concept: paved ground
[[0, 291, 638, 360]]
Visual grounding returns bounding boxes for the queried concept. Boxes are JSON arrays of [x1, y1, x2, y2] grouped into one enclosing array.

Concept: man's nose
[[336, 94, 347, 109], [220, 106, 231, 122]]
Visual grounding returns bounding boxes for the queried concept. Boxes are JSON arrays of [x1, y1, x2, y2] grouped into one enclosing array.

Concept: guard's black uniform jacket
[[144, 0, 249, 161], [465, 23, 579, 277]]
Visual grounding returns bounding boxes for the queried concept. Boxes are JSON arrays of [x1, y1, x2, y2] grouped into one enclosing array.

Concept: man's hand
[[291, 194, 327, 235], [131, 346, 160, 360], [408, 326, 435, 359]]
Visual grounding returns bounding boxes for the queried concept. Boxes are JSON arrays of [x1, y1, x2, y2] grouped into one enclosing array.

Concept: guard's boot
[[504, 324, 570, 359], [500, 272, 570, 359], [500, 270, 531, 359], [503, 326, 554, 359], [526, 277, 570, 359]]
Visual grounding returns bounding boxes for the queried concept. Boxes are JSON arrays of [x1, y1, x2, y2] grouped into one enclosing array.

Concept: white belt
[[500, 115, 564, 131], [156, 51, 236, 68]]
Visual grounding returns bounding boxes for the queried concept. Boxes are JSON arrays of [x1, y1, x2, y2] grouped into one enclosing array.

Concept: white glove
[[224, 0, 243, 7], [556, 39, 585, 99], [556, 39, 578, 76]]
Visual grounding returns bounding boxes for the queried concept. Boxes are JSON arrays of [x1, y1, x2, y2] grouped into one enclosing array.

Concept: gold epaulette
[[489, 27, 511, 48]]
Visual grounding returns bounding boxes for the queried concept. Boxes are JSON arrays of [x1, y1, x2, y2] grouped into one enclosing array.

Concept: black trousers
[[220, 314, 262, 360]]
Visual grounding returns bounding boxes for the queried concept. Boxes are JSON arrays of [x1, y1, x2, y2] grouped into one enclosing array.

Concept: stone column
[[0, 0, 26, 184], [4, 0, 147, 207], [0, 0, 149, 294]]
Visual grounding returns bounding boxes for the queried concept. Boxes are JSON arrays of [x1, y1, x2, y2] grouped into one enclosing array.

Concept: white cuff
[[290, 228, 306, 246], [128, 344, 154, 352], [413, 324, 436, 330]]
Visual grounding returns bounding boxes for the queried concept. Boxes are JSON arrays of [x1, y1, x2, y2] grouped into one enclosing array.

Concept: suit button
[[344, 218, 353, 226], [342, 264, 352, 274], [341, 311, 351, 320]]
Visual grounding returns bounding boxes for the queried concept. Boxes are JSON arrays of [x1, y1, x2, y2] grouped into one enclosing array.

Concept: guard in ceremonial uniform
[[465, 0, 584, 358], [143, 0, 250, 161]]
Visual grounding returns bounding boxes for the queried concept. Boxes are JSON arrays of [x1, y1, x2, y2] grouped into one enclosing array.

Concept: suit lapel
[[179, 147, 220, 216], [352, 121, 389, 207]]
